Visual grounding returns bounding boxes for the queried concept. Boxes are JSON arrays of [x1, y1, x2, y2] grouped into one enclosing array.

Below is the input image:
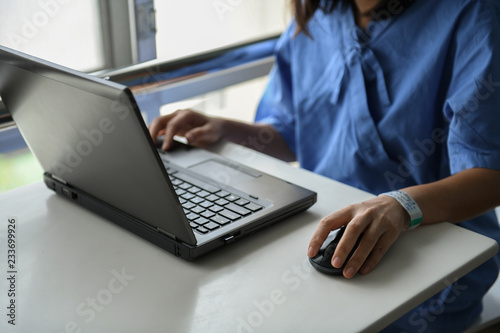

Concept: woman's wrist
[[379, 190, 423, 230]]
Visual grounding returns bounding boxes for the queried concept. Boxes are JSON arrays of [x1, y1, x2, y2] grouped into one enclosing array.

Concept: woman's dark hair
[[292, 0, 413, 36]]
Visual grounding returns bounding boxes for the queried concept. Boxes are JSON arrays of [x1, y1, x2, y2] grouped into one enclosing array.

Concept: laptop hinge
[[157, 227, 176, 240], [51, 174, 67, 185]]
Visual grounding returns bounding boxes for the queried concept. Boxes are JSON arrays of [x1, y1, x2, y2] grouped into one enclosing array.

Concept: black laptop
[[0, 45, 317, 260]]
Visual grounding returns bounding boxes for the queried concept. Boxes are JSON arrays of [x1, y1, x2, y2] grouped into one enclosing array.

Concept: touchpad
[[189, 159, 260, 186]]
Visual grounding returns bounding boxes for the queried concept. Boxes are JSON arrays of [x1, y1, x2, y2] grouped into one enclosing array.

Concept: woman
[[149, 0, 500, 331]]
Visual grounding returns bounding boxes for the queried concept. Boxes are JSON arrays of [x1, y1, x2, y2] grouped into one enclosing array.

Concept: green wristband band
[[380, 190, 423, 230]]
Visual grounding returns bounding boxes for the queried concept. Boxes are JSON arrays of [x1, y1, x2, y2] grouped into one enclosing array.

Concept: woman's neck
[[353, 0, 382, 29]]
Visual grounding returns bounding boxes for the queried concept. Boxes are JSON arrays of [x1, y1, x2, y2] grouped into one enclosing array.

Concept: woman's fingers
[[360, 232, 399, 275], [335, 224, 370, 272], [307, 207, 353, 258], [148, 112, 176, 145], [162, 111, 195, 149], [148, 109, 210, 150]]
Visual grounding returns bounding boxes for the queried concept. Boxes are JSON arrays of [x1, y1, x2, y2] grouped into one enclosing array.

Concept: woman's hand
[[148, 109, 297, 162], [307, 195, 410, 278], [148, 109, 225, 150]]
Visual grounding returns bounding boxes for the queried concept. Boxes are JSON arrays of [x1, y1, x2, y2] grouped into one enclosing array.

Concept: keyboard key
[[189, 222, 198, 228], [195, 217, 209, 225], [179, 183, 192, 190], [195, 226, 209, 234], [182, 202, 196, 210], [204, 222, 220, 231], [197, 190, 211, 198], [191, 206, 205, 214], [187, 186, 201, 194], [225, 194, 239, 202], [175, 188, 186, 196], [235, 198, 250, 206], [181, 193, 196, 200], [200, 201, 213, 208], [190, 196, 204, 204], [245, 202, 263, 212], [171, 178, 183, 186], [209, 205, 224, 213], [215, 198, 229, 206], [205, 194, 220, 202], [225, 203, 251, 216], [211, 215, 230, 225], [186, 212, 199, 221], [201, 211, 215, 219], [219, 209, 241, 221], [215, 190, 230, 198]]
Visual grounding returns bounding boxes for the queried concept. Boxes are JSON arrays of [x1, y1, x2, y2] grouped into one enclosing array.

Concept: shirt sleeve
[[255, 23, 297, 154], [444, 0, 500, 174]]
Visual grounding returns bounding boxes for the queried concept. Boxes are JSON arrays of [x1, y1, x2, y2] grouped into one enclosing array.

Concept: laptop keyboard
[[167, 169, 264, 235]]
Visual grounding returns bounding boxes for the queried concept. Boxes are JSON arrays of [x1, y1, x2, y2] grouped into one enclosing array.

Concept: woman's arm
[[404, 168, 500, 224], [307, 167, 500, 279], [148, 109, 296, 162]]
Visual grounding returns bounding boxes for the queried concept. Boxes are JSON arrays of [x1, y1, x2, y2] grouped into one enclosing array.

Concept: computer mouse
[[309, 226, 363, 276]]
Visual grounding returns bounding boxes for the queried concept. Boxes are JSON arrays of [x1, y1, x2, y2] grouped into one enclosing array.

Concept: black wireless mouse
[[309, 226, 363, 276]]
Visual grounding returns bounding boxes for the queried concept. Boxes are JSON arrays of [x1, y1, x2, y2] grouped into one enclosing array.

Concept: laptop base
[[44, 173, 316, 260]]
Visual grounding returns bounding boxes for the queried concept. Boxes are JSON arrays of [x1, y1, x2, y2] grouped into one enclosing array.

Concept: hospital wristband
[[380, 190, 423, 230]]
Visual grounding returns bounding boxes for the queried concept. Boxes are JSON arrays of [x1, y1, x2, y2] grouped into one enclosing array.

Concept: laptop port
[[61, 187, 78, 200], [61, 187, 71, 197], [222, 231, 241, 244]]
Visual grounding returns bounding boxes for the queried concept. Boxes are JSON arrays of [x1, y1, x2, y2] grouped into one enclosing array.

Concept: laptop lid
[[0, 45, 197, 245]]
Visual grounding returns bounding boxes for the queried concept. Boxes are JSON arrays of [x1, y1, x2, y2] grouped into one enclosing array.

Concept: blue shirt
[[256, 0, 500, 330]]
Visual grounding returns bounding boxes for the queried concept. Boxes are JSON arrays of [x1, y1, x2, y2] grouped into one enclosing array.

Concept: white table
[[0, 142, 497, 333]]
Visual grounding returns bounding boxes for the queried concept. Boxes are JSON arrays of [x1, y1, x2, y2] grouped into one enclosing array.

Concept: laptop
[[0, 45, 317, 260]]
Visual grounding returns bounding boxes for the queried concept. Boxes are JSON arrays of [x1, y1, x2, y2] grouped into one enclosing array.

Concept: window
[[0, 0, 105, 72], [0, 0, 157, 146], [155, 0, 288, 61], [0, 0, 291, 192]]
